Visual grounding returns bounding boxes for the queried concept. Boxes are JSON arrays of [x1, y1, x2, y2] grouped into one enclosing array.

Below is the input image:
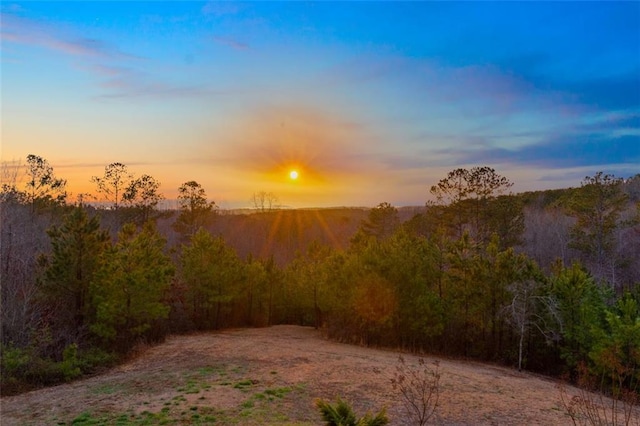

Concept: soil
[[1, 325, 638, 425]]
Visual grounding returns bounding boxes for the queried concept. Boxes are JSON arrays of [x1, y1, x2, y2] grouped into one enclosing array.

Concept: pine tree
[[40, 206, 109, 342], [90, 222, 174, 350], [180, 229, 242, 329]]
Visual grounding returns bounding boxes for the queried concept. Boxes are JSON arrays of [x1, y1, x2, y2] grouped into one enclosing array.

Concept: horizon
[[2, 1, 639, 209]]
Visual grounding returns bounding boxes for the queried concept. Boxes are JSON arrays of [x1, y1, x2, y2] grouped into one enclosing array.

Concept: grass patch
[[233, 378, 257, 391], [71, 406, 221, 425], [61, 364, 307, 425], [90, 383, 124, 395]]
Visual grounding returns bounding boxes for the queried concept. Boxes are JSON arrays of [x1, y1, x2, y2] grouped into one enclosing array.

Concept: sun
[[289, 170, 299, 180]]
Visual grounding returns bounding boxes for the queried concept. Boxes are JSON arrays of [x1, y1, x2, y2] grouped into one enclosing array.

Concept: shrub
[[0, 342, 117, 396], [315, 397, 389, 426], [391, 355, 441, 426]]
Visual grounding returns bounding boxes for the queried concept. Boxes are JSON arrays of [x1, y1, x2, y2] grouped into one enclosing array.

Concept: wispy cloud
[[212, 36, 249, 50], [1, 13, 135, 60], [1, 12, 217, 101], [96, 82, 222, 101], [436, 134, 639, 170]]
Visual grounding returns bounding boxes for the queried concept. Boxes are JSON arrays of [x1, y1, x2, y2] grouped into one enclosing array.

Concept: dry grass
[[1, 325, 638, 425]]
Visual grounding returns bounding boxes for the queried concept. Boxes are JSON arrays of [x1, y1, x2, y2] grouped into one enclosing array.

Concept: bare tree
[[391, 355, 441, 426], [0, 202, 51, 347], [503, 280, 562, 371], [251, 191, 279, 212], [523, 205, 574, 270], [1, 159, 24, 203]]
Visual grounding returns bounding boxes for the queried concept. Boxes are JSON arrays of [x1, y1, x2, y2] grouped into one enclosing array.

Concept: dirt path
[[1, 326, 636, 425]]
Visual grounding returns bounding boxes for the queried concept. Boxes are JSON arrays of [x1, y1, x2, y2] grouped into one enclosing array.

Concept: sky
[[2, 1, 639, 209]]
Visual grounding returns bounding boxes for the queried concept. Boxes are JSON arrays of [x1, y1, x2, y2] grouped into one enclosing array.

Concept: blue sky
[[2, 1, 639, 208]]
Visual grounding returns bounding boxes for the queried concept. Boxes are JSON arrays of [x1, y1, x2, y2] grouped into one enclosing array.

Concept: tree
[[589, 292, 640, 403], [251, 191, 279, 212], [352, 272, 397, 344], [567, 172, 629, 287], [429, 167, 517, 244], [440, 232, 481, 356], [180, 229, 242, 329], [1, 159, 26, 204], [90, 222, 174, 351], [91, 162, 133, 211], [547, 262, 608, 373], [240, 256, 269, 326], [522, 204, 573, 270], [24, 154, 67, 212], [122, 174, 164, 224], [503, 277, 560, 371], [283, 242, 332, 328], [173, 181, 217, 238], [365, 229, 444, 350], [39, 207, 109, 345], [352, 202, 399, 245]]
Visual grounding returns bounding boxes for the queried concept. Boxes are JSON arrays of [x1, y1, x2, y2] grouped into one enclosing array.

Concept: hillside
[[2, 325, 636, 425]]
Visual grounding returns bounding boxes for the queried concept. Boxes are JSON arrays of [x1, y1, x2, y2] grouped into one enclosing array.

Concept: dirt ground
[[1, 325, 638, 425]]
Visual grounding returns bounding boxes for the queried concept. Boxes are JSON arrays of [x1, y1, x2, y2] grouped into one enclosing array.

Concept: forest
[[1, 155, 639, 403]]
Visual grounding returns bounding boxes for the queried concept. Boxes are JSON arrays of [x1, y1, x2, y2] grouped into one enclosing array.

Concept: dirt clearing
[[1, 325, 636, 425]]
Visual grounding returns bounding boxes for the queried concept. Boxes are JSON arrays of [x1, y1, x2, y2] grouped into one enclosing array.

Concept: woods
[[1, 156, 639, 403]]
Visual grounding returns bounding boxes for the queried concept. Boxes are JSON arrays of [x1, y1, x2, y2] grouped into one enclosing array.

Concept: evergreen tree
[[180, 229, 241, 329], [122, 174, 164, 224], [357, 202, 400, 241], [91, 162, 133, 211], [24, 154, 67, 213], [589, 292, 640, 397], [173, 181, 217, 238], [567, 172, 629, 287], [90, 222, 174, 350], [547, 262, 608, 373], [429, 167, 519, 245], [40, 206, 109, 344]]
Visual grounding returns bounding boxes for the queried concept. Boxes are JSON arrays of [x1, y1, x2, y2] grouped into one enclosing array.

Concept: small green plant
[[59, 343, 82, 381], [315, 397, 389, 426]]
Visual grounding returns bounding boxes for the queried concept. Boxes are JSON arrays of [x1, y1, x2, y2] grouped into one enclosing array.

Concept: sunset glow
[[1, 2, 638, 208]]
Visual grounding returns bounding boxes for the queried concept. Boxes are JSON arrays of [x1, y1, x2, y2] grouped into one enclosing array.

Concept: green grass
[[65, 365, 309, 425], [232, 378, 256, 391], [89, 383, 126, 395], [71, 406, 220, 425]]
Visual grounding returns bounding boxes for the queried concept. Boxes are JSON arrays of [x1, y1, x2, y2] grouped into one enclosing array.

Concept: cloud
[[440, 134, 639, 170], [212, 36, 249, 50], [95, 81, 222, 101], [2, 12, 218, 101], [1, 13, 135, 60]]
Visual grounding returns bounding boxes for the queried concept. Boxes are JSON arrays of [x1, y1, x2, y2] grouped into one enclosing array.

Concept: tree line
[[1, 155, 639, 401]]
